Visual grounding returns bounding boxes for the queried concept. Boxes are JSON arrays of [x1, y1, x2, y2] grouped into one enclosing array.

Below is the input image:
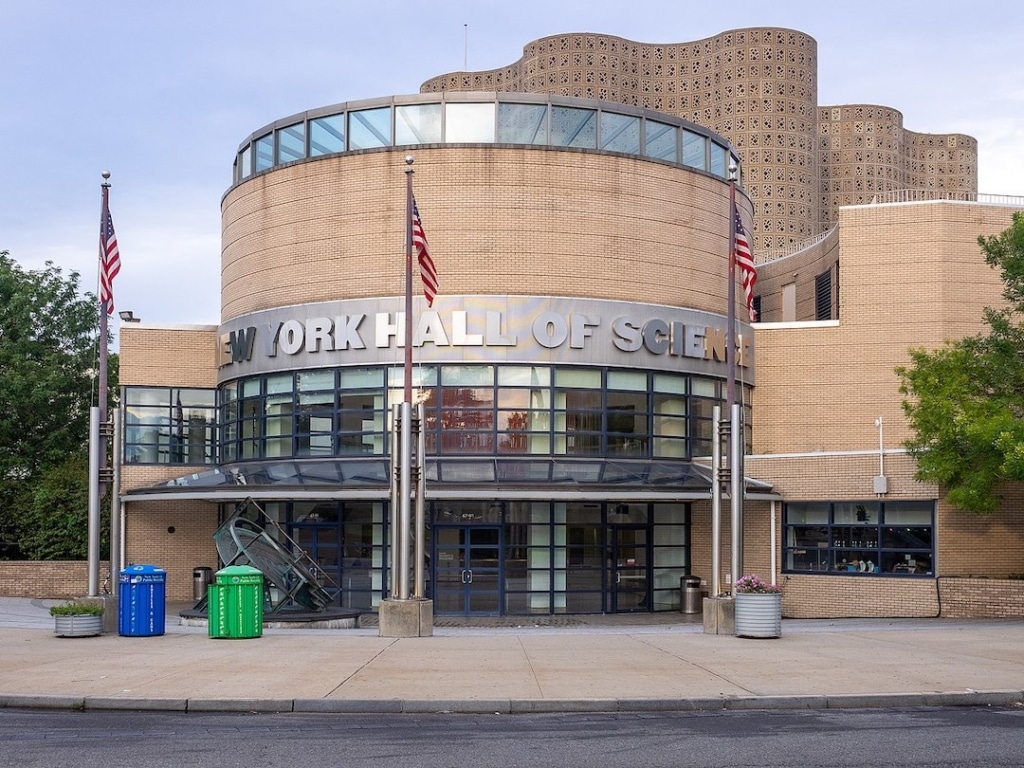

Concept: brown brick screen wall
[[421, 28, 977, 258]]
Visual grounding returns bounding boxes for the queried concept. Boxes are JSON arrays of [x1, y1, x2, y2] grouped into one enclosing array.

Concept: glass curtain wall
[[218, 364, 751, 463]]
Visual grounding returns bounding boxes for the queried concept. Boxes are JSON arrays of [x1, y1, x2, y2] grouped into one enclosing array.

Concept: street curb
[[2, 691, 1022, 714]]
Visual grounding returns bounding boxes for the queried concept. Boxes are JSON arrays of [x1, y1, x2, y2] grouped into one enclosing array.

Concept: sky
[[2, 0, 1022, 330]]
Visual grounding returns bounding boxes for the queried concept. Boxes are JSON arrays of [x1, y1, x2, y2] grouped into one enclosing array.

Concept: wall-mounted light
[[118, 310, 140, 323], [873, 417, 888, 494]]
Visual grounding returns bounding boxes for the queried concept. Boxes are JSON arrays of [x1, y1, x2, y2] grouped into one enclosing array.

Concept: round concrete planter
[[734, 592, 782, 638], [54, 614, 103, 638]]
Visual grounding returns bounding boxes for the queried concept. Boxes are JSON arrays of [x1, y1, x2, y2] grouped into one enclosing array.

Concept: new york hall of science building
[[117, 26, 1024, 620]]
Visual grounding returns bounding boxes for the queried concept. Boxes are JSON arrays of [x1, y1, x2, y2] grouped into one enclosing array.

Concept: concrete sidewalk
[[1, 596, 1022, 714]]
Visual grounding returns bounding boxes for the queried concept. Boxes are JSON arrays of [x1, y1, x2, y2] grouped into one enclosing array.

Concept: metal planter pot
[[734, 592, 782, 638], [54, 614, 103, 638]]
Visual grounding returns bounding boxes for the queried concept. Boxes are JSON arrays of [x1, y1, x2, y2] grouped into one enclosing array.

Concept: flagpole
[[396, 156, 415, 601], [98, 172, 111, 436], [381, 155, 434, 635], [726, 161, 742, 596], [404, 157, 414, 407], [726, 167, 737, 414], [88, 171, 112, 597]]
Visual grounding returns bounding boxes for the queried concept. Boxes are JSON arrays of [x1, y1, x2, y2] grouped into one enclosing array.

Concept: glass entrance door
[[289, 523, 341, 601], [432, 525, 502, 616], [609, 524, 650, 612]]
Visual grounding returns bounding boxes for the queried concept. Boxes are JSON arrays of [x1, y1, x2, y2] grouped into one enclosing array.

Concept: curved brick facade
[[422, 28, 977, 259], [220, 145, 748, 323]]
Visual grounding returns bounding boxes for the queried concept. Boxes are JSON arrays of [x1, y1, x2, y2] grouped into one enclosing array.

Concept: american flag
[[412, 197, 438, 306], [733, 203, 757, 321], [99, 210, 121, 314]]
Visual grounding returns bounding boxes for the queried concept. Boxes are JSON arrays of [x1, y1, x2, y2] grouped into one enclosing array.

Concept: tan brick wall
[[119, 325, 219, 387], [939, 578, 1024, 619], [0, 561, 110, 599], [781, 574, 940, 618], [938, 484, 1024, 577], [756, 225, 840, 322], [123, 499, 219, 602], [753, 201, 1015, 456], [744, 200, 1024, 616], [221, 146, 746, 322], [0, 512, 220, 603]]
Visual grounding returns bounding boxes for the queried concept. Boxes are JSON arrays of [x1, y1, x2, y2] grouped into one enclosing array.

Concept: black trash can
[[193, 566, 213, 602], [681, 575, 703, 614]]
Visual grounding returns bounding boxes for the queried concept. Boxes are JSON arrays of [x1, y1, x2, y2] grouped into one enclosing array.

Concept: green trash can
[[208, 565, 264, 639]]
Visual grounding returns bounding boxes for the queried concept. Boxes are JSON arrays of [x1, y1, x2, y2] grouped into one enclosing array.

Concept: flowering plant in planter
[[734, 574, 782, 594]]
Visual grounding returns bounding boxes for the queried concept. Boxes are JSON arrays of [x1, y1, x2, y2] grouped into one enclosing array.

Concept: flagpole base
[[378, 597, 434, 638]]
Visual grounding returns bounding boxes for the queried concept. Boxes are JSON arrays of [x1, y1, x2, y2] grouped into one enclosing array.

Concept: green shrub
[[49, 602, 104, 616]]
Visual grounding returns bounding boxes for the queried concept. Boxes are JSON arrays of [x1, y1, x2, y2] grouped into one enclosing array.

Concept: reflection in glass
[[217, 365, 727, 465], [310, 114, 344, 156], [445, 103, 495, 142], [645, 121, 677, 161], [395, 104, 442, 145], [783, 501, 934, 576], [550, 107, 597, 148], [497, 103, 547, 144], [255, 134, 274, 172], [600, 112, 640, 154], [349, 107, 392, 149], [239, 146, 252, 179], [277, 123, 305, 163], [682, 130, 705, 169], [710, 143, 727, 176]]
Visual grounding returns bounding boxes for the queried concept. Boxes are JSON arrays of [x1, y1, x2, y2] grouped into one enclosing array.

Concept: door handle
[[616, 571, 621, 584], [466, 569, 473, 584]]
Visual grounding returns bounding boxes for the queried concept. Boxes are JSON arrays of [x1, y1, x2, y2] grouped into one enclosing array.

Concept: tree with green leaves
[[0, 250, 115, 557], [897, 211, 1024, 513]]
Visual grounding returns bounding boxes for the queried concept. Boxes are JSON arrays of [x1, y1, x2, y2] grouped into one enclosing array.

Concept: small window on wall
[[783, 501, 935, 576], [782, 282, 796, 322], [815, 268, 832, 320]]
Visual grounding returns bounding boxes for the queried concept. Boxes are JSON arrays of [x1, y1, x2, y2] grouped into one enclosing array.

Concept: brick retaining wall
[[0, 561, 112, 599]]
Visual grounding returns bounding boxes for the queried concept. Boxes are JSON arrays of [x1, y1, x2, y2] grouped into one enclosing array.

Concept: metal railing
[[867, 190, 1024, 207]]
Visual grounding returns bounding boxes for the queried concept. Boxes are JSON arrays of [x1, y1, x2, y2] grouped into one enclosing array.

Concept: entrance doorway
[[432, 525, 502, 615], [609, 524, 650, 612]]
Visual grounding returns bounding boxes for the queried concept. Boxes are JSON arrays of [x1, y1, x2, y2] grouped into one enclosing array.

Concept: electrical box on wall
[[873, 475, 888, 494]]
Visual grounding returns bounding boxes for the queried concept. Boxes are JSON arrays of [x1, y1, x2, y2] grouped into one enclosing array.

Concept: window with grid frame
[[783, 500, 934, 576]]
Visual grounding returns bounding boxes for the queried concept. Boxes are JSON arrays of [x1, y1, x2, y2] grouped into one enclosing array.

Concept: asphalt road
[[2, 706, 1023, 767]]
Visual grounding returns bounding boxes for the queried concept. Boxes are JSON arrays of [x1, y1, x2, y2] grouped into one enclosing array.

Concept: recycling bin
[[681, 574, 703, 614], [118, 564, 167, 636], [193, 566, 213, 602], [208, 565, 264, 639]]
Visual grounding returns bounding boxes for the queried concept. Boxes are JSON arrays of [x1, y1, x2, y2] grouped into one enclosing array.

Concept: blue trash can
[[118, 564, 167, 637]]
